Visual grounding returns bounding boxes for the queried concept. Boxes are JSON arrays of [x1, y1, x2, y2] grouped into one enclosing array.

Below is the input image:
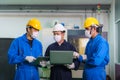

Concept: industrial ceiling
[[0, 0, 112, 5], [0, 0, 112, 11]]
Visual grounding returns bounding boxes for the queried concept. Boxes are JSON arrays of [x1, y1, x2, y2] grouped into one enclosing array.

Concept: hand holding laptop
[[40, 61, 51, 68], [40, 60, 47, 67], [66, 63, 75, 69]]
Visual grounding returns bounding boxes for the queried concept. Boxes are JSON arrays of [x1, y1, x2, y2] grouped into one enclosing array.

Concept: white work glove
[[25, 56, 36, 63], [67, 63, 75, 69], [40, 60, 47, 67], [46, 61, 52, 68], [81, 54, 87, 60], [73, 52, 87, 60], [73, 52, 80, 58]]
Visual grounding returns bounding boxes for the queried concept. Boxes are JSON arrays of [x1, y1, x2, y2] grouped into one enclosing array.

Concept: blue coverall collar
[[90, 33, 100, 40], [22, 33, 34, 42]]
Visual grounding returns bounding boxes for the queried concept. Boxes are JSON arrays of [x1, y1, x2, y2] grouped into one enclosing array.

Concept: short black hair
[[91, 25, 103, 33], [27, 26, 33, 29], [62, 31, 65, 33], [53, 31, 66, 33], [26, 26, 32, 32]]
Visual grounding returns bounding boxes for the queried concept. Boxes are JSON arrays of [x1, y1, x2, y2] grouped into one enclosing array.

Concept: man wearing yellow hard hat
[[8, 18, 43, 80], [73, 17, 109, 80]]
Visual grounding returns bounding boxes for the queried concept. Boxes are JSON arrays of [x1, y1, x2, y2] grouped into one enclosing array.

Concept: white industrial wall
[[0, 12, 109, 52], [0, 12, 109, 37], [0, 11, 110, 78]]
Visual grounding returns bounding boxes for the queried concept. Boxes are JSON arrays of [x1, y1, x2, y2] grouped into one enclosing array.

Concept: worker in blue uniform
[[73, 17, 109, 80], [45, 23, 80, 80], [8, 18, 43, 80]]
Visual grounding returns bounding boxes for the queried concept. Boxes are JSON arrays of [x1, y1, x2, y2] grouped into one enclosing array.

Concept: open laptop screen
[[50, 51, 73, 65]]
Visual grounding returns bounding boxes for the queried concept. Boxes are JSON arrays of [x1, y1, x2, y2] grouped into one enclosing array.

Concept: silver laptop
[[50, 51, 73, 65]]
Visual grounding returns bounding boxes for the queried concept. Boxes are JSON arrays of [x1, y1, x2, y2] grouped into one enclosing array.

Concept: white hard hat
[[53, 24, 66, 32]]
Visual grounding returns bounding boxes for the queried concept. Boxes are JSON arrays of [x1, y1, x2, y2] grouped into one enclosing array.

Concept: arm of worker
[[74, 58, 81, 70], [25, 56, 36, 63], [73, 52, 87, 62], [86, 42, 109, 67], [67, 51, 87, 70], [8, 39, 26, 64], [38, 46, 54, 68], [44, 46, 50, 57], [67, 58, 80, 70]]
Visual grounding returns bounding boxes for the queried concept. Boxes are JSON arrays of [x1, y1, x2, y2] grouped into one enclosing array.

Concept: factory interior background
[[0, 0, 120, 80]]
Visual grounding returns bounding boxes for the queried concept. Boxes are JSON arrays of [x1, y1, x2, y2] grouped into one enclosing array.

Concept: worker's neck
[[26, 33, 33, 40], [92, 32, 98, 38], [58, 39, 64, 46]]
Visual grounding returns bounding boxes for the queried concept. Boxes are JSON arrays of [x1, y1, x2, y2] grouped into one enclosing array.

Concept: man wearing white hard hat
[[45, 23, 80, 80]]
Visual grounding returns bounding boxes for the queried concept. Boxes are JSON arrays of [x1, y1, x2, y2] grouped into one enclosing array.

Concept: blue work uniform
[[8, 33, 42, 80], [78, 34, 109, 80], [45, 40, 80, 80]]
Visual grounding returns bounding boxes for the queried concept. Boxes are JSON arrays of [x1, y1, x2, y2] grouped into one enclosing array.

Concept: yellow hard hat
[[84, 17, 99, 28], [27, 18, 42, 30]]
